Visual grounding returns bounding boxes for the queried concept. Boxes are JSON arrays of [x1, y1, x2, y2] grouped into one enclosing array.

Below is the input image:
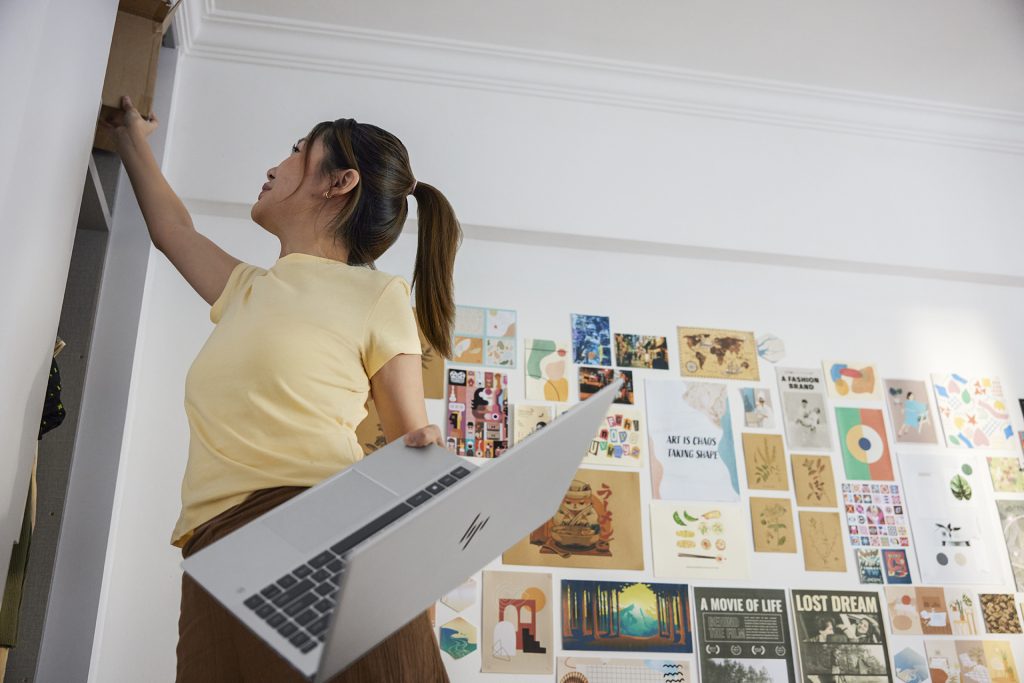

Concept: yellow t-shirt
[[170, 252, 421, 547]]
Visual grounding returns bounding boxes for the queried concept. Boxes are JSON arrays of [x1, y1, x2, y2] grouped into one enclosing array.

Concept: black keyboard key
[[309, 551, 334, 568], [284, 593, 318, 617], [315, 583, 336, 597], [260, 585, 282, 600], [308, 614, 331, 636], [277, 575, 297, 589], [327, 558, 344, 572], [450, 466, 470, 479], [294, 565, 313, 578], [267, 613, 286, 628], [425, 482, 445, 495], [312, 569, 330, 582], [437, 474, 457, 487], [406, 490, 431, 507], [289, 632, 311, 648], [271, 579, 314, 608], [329, 503, 413, 556], [256, 604, 274, 618], [299, 639, 318, 653], [278, 622, 298, 638], [295, 609, 317, 626], [244, 595, 265, 610], [315, 599, 333, 612]]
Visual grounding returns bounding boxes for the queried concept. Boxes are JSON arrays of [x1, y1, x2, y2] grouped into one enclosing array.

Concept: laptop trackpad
[[260, 471, 395, 554]]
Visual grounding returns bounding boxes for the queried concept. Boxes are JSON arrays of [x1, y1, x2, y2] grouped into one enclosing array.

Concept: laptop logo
[[459, 513, 489, 551]]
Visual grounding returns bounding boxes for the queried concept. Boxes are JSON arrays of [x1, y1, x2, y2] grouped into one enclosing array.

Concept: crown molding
[[182, 198, 1024, 289], [177, 0, 1024, 156]]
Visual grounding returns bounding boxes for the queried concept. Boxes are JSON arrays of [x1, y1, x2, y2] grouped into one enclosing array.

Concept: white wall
[[0, 0, 117, 581], [90, 11, 1024, 681], [91, 214, 1024, 681]]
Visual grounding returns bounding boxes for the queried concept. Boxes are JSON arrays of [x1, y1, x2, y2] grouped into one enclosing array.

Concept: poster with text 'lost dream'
[[645, 379, 739, 501], [791, 590, 891, 683], [694, 587, 796, 683]]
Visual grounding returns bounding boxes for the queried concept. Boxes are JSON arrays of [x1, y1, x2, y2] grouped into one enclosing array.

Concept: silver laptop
[[183, 380, 621, 681]]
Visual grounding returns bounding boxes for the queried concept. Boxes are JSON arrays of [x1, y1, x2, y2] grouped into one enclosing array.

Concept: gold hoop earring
[[323, 191, 331, 199]]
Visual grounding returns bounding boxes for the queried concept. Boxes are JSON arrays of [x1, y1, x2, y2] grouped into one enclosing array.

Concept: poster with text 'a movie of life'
[[694, 587, 796, 683]]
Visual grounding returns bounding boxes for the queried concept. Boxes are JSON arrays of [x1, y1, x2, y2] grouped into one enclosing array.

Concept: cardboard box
[[94, 0, 180, 151]]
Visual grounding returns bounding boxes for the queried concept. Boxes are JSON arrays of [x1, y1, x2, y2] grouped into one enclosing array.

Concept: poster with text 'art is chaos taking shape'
[[645, 379, 739, 502]]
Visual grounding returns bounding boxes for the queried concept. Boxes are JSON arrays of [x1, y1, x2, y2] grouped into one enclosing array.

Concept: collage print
[[359, 308, 1024, 682]]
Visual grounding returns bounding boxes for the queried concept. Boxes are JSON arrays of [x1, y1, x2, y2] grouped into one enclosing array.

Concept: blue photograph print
[[571, 314, 612, 367]]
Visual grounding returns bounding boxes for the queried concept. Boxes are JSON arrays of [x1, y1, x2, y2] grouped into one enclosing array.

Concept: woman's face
[[251, 136, 327, 232]]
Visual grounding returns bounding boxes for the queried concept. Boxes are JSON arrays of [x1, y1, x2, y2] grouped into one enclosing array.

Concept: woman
[[102, 96, 459, 682]]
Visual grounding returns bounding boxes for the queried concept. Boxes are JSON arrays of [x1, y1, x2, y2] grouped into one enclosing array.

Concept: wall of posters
[[645, 379, 739, 501], [883, 378, 937, 444], [932, 373, 1016, 449], [677, 327, 759, 381], [480, 570, 554, 674], [561, 580, 692, 654], [694, 587, 796, 683], [445, 367, 509, 458], [502, 468, 644, 570], [776, 367, 832, 451], [791, 590, 891, 683], [650, 501, 749, 580]]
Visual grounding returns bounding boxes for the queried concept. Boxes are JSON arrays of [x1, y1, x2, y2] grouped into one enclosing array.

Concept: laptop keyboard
[[243, 465, 472, 654]]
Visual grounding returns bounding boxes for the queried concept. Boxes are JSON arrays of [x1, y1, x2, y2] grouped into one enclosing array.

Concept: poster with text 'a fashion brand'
[[694, 587, 796, 683], [645, 379, 739, 501], [791, 590, 891, 683], [776, 367, 832, 451]]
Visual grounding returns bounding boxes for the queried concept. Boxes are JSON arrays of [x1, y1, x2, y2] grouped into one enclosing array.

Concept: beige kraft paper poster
[[798, 510, 846, 572], [750, 497, 798, 553]]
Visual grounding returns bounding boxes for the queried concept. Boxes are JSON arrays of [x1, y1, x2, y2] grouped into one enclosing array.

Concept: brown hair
[[301, 118, 461, 359]]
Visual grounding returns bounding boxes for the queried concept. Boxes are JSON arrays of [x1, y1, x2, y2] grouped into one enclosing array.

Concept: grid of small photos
[[363, 308, 1024, 683]]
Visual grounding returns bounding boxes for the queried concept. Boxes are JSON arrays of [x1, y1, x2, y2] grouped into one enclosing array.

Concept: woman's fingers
[[404, 424, 443, 448]]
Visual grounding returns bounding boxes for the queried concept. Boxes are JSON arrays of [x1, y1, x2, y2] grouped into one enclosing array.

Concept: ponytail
[[411, 182, 461, 360]]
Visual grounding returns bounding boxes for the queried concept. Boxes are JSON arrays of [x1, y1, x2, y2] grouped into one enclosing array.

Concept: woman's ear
[[332, 168, 360, 195]]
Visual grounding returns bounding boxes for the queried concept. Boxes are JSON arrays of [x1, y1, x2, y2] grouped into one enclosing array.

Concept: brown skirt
[[176, 487, 450, 683]]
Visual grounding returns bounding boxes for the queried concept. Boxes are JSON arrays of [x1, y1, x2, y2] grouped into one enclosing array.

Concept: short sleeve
[[210, 262, 266, 324], [362, 277, 422, 378]]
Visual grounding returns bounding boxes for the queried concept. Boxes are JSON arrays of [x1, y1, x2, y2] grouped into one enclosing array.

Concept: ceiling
[[214, 0, 1024, 113]]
